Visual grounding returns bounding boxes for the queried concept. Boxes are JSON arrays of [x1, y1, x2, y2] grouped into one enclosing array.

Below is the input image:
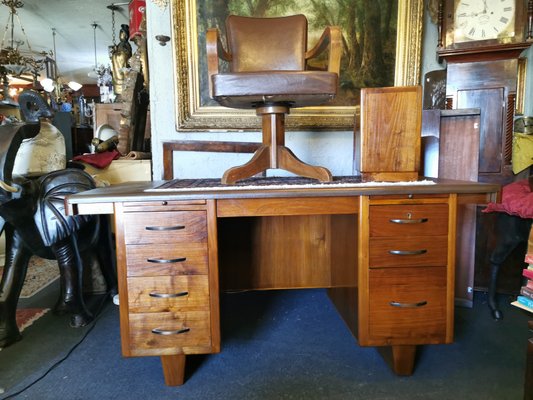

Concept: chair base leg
[[221, 144, 332, 185]]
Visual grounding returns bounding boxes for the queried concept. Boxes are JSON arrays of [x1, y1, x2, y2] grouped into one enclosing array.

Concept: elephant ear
[[34, 168, 96, 247]]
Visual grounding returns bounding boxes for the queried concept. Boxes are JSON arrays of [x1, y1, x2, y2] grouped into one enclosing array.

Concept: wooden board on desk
[[81, 159, 151, 185]]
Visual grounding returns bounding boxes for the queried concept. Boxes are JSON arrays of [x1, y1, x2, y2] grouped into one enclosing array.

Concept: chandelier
[[0, 0, 49, 82], [39, 28, 82, 109]]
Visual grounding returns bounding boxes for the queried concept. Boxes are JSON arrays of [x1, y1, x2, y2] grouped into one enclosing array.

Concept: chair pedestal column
[[221, 105, 332, 184]]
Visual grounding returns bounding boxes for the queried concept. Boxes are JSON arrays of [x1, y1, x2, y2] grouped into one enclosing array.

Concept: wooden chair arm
[[206, 28, 232, 97], [305, 26, 342, 75]]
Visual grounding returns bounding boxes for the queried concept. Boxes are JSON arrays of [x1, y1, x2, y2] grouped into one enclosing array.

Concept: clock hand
[[482, 0, 488, 14]]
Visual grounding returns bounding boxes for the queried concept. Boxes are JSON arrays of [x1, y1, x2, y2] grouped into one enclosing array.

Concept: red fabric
[[482, 179, 533, 219], [72, 149, 121, 169]]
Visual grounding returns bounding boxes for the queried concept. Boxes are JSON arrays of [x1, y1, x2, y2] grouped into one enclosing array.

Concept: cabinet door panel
[[457, 88, 504, 173]]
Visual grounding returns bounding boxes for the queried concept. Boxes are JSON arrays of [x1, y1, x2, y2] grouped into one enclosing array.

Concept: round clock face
[[454, 0, 515, 42]]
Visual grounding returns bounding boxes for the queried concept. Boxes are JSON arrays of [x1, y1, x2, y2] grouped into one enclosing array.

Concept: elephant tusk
[[0, 180, 19, 193]]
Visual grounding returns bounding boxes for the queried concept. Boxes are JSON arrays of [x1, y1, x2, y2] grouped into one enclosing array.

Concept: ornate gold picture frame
[[171, 0, 424, 131]]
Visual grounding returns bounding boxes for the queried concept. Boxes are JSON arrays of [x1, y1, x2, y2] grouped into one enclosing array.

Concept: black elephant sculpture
[[0, 90, 117, 348]]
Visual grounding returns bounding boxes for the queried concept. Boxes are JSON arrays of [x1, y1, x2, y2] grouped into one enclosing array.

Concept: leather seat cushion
[[211, 71, 338, 109]]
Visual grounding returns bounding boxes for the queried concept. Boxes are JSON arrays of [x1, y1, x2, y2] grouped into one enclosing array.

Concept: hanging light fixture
[[0, 0, 49, 81], [87, 22, 113, 103], [39, 28, 82, 107]]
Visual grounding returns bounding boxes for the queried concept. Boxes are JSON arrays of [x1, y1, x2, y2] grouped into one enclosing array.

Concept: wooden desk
[[66, 178, 499, 386]]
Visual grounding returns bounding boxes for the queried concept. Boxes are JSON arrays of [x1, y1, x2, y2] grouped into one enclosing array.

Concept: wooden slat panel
[[360, 86, 422, 174]]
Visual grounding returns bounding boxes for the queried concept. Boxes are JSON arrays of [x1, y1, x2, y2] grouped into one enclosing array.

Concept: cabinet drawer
[[126, 243, 208, 276], [368, 266, 447, 344], [124, 211, 207, 245], [127, 275, 209, 313], [369, 204, 448, 237], [128, 310, 211, 355], [369, 236, 447, 268]]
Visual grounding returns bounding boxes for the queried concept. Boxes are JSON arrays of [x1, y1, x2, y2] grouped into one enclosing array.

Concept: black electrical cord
[[0, 292, 113, 400]]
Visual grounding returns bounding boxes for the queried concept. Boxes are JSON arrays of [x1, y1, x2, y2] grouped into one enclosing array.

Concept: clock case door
[[437, 0, 533, 60]]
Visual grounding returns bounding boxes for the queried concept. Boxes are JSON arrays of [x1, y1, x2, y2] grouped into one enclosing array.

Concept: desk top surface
[[66, 176, 500, 207]]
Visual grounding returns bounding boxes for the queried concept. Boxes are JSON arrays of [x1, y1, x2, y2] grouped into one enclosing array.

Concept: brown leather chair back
[[226, 14, 307, 72]]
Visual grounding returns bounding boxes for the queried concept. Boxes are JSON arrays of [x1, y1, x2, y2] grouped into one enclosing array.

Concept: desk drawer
[[126, 243, 208, 276], [127, 275, 209, 313], [369, 236, 448, 268], [369, 204, 448, 237], [128, 310, 211, 355], [124, 211, 207, 245], [368, 266, 447, 344]]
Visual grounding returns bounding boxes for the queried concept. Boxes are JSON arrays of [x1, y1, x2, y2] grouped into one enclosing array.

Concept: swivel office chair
[[206, 14, 341, 184]]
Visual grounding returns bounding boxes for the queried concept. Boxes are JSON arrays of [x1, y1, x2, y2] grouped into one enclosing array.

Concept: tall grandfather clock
[[436, 0, 533, 302]]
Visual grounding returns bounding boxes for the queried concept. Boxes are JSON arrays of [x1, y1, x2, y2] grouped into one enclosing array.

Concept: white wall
[[145, 2, 533, 180]]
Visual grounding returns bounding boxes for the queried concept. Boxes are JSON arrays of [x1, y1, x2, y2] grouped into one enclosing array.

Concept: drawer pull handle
[[152, 327, 191, 335], [149, 291, 189, 298], [389, 249, 427, 255], [145, 225, 185, 231], [389, 218, 428, 224], [390, 301, 428, 308], [147, 257, 187, 264]]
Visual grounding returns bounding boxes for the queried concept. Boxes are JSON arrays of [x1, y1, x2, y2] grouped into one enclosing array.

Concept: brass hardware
[[389, 218, 428, 224], [389, 249, 427, 255], [147, 257, 186, 263], [389, 300, 428, 308], [149, 291, 189, 298], [152, 327, 191, 335], [145, 225, 185, 231]]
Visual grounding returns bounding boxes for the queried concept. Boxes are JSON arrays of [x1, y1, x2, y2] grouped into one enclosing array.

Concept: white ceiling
[[1, 0, 130, 85]]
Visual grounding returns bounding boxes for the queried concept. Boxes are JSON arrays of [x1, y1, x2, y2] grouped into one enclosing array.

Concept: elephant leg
[[488, 214, 531, 320], [0, 230, 31, 347], [52, 237, 93, 328], [96, 216, 117, 297]]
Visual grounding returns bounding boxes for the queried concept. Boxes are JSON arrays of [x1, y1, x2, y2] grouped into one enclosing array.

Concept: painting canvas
[[172, 0, 423, 131]]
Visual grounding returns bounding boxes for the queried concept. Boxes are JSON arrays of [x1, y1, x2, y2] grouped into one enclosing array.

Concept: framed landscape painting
[[171, 0, 424, 131]]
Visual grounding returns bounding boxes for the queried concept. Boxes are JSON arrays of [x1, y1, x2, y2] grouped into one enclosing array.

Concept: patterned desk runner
[[147, 176, 436, 192]]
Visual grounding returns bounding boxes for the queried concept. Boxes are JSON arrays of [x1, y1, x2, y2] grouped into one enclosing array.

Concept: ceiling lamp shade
[[0, 0, 49, 82], [67, 81, 82, 91]]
